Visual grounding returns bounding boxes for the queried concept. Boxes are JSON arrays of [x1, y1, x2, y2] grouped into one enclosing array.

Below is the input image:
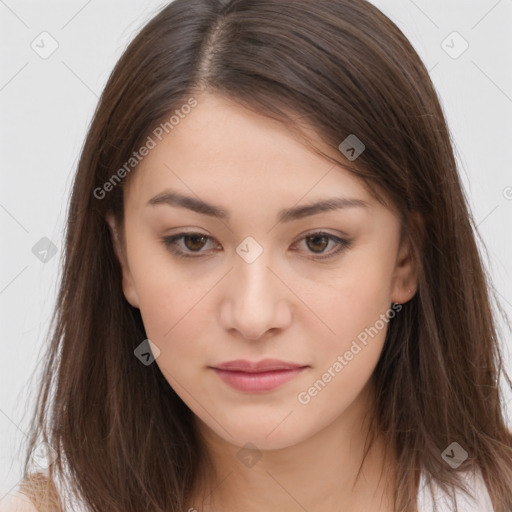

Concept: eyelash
[[161, 231, 352, 261]]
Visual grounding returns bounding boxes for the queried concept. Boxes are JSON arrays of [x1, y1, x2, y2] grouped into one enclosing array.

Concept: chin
[[203, 416, 313, 452]]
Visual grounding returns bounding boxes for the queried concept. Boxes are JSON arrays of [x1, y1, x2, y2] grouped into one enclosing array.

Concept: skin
[[107, 93, 419, 512]]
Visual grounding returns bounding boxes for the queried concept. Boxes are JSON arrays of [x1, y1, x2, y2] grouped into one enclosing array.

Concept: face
[[107, 93, 417, 452]]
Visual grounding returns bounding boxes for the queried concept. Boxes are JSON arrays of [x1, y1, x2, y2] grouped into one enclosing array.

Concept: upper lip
[[211, 359, 307, 373]]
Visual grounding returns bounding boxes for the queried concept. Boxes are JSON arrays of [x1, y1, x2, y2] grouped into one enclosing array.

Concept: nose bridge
[[220, 235, 291, 339], [234, 235, 279, 305]]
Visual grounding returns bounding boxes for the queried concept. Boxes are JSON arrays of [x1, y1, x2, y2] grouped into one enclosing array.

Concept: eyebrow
[[147, 190, 369, 223]]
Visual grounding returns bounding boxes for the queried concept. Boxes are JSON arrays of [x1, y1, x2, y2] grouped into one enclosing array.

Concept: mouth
[[209, 359, 309, 392]]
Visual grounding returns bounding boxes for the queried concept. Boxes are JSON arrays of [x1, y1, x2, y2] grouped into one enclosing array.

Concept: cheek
[[308, 288, 390, 385], [128, 251, 219, 379], [310, 256, 395, 344], [295, 280, 392, 422], [298, 255, 395, 401], [135, 276, 213, 394], [135, 272, 208, 348]]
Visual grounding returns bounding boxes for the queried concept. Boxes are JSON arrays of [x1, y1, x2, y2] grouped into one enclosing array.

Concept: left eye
[[161, 231, 351, 260]]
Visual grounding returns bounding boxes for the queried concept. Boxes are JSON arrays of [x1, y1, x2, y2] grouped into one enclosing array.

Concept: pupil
[[307, 235, 328, 253], [185, 235, 206, 251]]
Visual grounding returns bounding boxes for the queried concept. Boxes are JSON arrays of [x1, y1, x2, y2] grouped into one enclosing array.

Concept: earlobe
[[105, 211, 140, 309]]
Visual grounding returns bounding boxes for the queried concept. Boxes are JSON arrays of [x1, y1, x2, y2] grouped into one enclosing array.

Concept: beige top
[[417, 468, 494, 511], [11, 466, 494, 512]]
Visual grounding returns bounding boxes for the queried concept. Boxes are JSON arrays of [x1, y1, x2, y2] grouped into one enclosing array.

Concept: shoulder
[[0, 492, 39, 512], [0, 471, 62, 512], [417, 467, 494, 512]]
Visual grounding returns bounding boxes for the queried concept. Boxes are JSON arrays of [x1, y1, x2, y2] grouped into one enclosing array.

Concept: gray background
[[1, 0, 511, 499]]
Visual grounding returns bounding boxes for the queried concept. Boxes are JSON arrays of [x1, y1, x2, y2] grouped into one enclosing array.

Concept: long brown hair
[[19, 0, 512, 511]]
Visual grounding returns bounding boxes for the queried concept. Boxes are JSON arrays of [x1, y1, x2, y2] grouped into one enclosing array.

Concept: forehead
[[124, 93, 374, 210]]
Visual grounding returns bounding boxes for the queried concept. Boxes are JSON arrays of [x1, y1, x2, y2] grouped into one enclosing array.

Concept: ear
[[390, 211, 423, 305], [105, 211, 140, 309]]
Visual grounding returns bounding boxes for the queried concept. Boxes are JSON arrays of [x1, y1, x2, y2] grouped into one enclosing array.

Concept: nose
[[218, 251, 292, 341]]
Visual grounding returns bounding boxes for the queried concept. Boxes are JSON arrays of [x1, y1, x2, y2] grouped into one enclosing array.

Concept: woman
[[4, 0, 512, 511]]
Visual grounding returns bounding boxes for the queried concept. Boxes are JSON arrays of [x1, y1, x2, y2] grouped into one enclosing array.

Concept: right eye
[[161, 232, 219, 259]]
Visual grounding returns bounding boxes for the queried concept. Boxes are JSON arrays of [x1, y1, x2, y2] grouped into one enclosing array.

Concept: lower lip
[[212, 367, 307, 392]]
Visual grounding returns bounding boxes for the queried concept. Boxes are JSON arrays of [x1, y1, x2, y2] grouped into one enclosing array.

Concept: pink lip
[[213, 358, 306, 372], [210, 359, 308, 392]]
